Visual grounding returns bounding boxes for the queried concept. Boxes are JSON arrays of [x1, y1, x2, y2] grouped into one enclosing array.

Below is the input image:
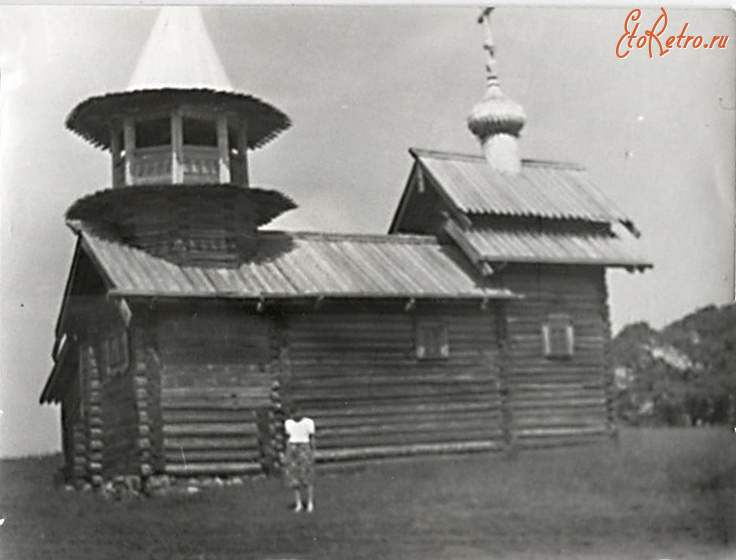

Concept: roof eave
[[108, 290, 520, 302], [483, 257, 653, 269], [65, 88, 292, 151]]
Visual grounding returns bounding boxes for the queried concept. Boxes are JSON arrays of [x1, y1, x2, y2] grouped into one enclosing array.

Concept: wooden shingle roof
[[389, 148, 650, 269], [443, 221, 651, 271], [396, 149, 636, 228], [78, 231, 516, 301]]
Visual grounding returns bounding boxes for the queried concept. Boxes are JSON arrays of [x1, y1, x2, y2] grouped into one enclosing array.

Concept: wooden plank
[[513, 416, 606, 428], [161, 400, 266, 411], [162, 422, 259, 436], [164, 435, 259, 450], [318, 428, 503, 449], [165, 462, 262, 476], [314, 408, 501, 429], [288, 373, 498, 390], [286, 382, 499, 401], [162, 387, 270, 400], [517, 435, 607, 449], [514, 426, 608, 438], [165, 449, 261, 464], [316, 440, 503, 462], [308, 400, 499, 418], [511, 398, 606, 410], [317, 419, 502, 438], [162, 409, 260, 424], [296, 391, 497, 407]]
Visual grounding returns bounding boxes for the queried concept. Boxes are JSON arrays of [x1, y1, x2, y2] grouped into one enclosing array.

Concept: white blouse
[[285, 417, 315, 444]]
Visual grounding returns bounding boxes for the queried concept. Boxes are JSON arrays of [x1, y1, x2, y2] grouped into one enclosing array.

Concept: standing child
[[283, 404, 316, 512]]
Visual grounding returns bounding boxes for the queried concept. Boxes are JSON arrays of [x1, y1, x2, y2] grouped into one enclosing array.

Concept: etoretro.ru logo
[[616, 8, 729, 59]]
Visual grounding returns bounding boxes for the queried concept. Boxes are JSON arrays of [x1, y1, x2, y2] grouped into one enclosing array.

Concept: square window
[[542, 313, 574, 359], [416, 321, 449, 360]]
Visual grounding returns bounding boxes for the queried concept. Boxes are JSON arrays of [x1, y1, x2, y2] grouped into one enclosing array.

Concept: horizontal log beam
[[163, 423, 259, 436], [514, 426, 608, 438], [165, 462, 262, 476], [316, 440, 503, 462], [165, 449, 261, 464], [164, 436, 259, 450]]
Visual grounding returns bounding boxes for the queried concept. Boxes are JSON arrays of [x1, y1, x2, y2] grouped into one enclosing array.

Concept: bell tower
[[64, 7, 295, 266]]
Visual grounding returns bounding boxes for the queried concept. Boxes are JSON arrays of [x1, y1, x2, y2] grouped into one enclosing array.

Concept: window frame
[[415, 320, 450, 361], [102, 330, 130, 379], [542, 313, 574, 360]]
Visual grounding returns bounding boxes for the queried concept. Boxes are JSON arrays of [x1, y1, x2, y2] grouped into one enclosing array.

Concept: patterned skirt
[[284, 442, 315, 488]]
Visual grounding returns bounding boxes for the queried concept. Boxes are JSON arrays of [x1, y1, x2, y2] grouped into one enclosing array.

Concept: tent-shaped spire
[[127, 7, 234, 92]]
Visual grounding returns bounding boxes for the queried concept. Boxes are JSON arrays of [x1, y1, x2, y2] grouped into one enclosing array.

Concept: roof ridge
[[409, 147, 585, 171], [520, 159, 586, 171], [261, 230, 439, 245]]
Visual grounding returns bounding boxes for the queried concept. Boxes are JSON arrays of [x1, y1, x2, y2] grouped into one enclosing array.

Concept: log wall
[[60, 359, 86, 482], [100, 364, 138, 477], [142, 320, 165, 474], [500, 265, 611, 448], [131, 324, 155, 478], [156, 307, 271, 475], [282, 306, 504, 461]]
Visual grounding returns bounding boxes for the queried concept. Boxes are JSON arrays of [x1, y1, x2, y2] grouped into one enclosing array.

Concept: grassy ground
[[1, 427, 734, 560]]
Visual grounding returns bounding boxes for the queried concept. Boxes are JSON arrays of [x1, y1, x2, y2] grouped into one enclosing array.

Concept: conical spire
[[127, 7, 234, 92], [467, 8, 526, 174]]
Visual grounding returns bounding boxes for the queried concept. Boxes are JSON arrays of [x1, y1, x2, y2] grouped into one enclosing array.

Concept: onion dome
[[467, 85, 526, 140], [467, 8, 526, 173]]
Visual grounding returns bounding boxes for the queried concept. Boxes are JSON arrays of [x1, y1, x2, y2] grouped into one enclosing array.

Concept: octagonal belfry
[[64, 7, 295, 266]]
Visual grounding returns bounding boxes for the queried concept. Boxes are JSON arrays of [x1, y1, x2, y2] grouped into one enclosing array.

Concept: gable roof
[[394, 148, 636, 230], [79, 231, 515, 301]]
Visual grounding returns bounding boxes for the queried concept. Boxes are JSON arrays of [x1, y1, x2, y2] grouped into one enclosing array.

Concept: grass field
[[1, 427, 735, 560]]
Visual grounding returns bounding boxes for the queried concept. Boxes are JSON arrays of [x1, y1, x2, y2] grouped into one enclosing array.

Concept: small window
[[135, 117, 171, 148], [542, 313, 574, 359], [416, 321, 449, 360], [103, 331, 130, 378], [183, 117, 217, 147]]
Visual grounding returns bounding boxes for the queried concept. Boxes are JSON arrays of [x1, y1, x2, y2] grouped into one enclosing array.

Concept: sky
[[0, 6, 734, 457]]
